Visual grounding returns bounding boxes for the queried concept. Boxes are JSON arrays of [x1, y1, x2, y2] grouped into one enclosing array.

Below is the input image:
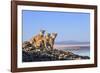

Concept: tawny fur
[[44, 33, 57, 50], [43, 33, 51, 49], [29, 30, 45, 49], [29, 30, 57, 50], [49, 33, 57, 50]]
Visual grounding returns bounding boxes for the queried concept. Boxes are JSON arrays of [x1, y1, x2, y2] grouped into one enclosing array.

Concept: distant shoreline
[[54, 44, 90, 49]]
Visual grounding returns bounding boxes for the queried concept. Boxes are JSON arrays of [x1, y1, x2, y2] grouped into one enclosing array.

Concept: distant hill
[[55, 41, 90, 45]]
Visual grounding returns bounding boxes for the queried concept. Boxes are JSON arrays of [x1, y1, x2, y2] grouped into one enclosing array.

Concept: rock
[[22, 41, 90, 62]]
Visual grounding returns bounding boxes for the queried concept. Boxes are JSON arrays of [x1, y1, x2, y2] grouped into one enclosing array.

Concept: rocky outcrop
[[22, 41, 90, 62]]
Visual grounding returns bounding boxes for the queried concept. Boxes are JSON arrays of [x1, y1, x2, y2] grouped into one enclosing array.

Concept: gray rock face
[[22, 41, 90, 62]]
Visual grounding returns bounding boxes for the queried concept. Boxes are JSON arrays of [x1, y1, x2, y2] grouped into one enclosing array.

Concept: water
[[58, 47, 90, 57]]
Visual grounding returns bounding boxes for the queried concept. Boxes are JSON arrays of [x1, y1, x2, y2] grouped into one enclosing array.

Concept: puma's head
[[39, 30, 45, 36], [51, 33, 57, 39], [45, 33, 50, 37]]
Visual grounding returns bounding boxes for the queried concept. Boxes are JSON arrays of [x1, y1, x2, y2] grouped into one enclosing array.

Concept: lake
[[63, 48, 90, 57], [54, 44, 90, 57]]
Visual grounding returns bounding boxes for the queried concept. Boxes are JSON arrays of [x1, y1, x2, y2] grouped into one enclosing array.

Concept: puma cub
[[29, 30, 45, 49], [44, 33, 51, 49], [44, 33, 57, 50], [49, 33, 57, 50]]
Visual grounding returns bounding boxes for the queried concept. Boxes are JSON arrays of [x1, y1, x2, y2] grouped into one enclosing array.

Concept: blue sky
[[22, 10, 90, 42]]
